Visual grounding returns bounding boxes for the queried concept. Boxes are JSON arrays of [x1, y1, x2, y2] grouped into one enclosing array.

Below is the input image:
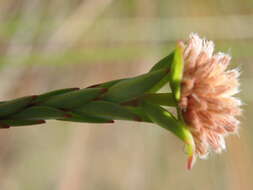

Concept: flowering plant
[[0, 34, 241, 169]]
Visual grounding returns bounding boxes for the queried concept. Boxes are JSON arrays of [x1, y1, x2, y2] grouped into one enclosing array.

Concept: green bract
[[142, 102, 195, 157], [75, 100, 140, 121], [149, 52, 174, 92], [103, 69, 169, 103], [169, 44, 184, 102], [0, 96, 36, 118]]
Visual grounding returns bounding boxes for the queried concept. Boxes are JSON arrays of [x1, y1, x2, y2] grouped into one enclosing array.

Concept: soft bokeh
[[0, 0, 252, 189]]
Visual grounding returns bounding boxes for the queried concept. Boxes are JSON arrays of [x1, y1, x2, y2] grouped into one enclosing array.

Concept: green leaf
[[0, 96, 36, 118], [87, 79, 125, 88], [143, 93, 176, 107], [0, 119, 45, 127], [142, 102, 195, 157], [104, 69, 168, 103], [10, 106, 68, 120], [149, 52, 174, 72], [125, 106, 151, 122], [58, 112, 113, 123], [169, 45, 184, 102], [148, 52, 174, 92], [75, 100, 140, 121], [34, 88, 79, 103], [40, 88, 104, 109]]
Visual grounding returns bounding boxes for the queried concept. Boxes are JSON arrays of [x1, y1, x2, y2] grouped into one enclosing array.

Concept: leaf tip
[[71, 88, 80, 91], [64, 114, 72, 118], [36, 120, 46, 124], [32, 95, 38, 99], [165, 68, 171, 74], [0, 122, 10, 128], [87, 84, 100, 88], [107, 120, 115, 123], [100, 88, 108, 93], [187, 155, 196, 170], [134, 116, 142, 122]]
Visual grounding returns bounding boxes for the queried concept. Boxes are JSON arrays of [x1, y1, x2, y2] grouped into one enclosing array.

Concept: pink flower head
[[179, 33, 242, 169]]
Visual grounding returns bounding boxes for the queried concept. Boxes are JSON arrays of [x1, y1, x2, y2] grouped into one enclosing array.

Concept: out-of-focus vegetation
[[0, 0, 252, 190]]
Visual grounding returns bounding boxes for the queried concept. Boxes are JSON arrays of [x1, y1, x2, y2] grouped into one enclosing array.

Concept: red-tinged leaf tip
[[100, 88, 108, 93], [29, 95, 39, 105], [121, 99, 140, 107], [87, 84, 100, 88], [0, 122, 10, 128], [165, 68, 171, 73], [177, 40, 185, 49], [134, 116, 142, 122], [71, 88, 80, 91], [107, 120, 114, 123], [31, 95, 38, 100], [60, 108, 71, 112], [187, 155, 196, 170], [64, 113, 72, 118], [36, 120, 46, 124], [92, 97, 101, 101]]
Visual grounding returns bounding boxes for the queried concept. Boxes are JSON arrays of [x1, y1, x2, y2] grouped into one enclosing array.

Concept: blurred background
[[0, 0, 252, 189]]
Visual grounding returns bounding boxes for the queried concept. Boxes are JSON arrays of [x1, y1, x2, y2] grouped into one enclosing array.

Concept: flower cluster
[[179, 34, 242, 168]]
